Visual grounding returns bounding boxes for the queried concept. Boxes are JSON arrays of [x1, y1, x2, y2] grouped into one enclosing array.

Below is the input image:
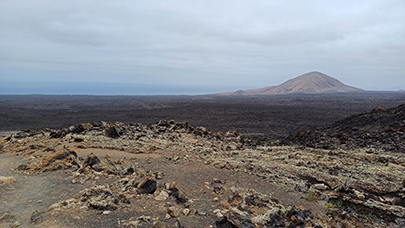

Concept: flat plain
[[1, 92, 404, 138]]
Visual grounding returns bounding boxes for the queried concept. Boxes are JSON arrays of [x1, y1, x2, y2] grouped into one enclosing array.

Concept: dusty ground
[[1, 117, 404, 227], [0, 139, 328, 228]]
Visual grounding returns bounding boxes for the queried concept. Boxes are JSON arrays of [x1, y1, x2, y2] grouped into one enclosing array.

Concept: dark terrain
[[1, 92, 404, 140], [285, 104, 405, 152], [1, 92, 405, 227]]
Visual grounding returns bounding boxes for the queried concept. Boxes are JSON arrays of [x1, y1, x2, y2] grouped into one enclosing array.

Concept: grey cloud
[[0, 0, 404, 94]]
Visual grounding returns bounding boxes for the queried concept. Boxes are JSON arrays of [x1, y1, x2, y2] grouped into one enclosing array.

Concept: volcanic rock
[[137, 179, 157, 194], [284, 104, 405, 152]]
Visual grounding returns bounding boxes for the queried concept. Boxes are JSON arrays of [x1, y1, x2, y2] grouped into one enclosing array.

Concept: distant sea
[[0, 81, 238, 95]]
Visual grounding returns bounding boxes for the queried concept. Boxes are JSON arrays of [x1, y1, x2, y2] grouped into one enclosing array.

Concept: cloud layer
[[1, 0, 404, 94]]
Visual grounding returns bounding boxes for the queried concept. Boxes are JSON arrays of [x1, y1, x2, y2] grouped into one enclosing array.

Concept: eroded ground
[[1, 120, 404, 227]]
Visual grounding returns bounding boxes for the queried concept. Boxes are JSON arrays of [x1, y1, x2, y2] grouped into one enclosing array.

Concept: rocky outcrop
[[284, 104, 405, 153], [1, 118, 404, 227]]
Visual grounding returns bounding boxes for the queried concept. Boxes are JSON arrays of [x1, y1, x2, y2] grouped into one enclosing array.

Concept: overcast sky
[[1, 0, 404, 95]]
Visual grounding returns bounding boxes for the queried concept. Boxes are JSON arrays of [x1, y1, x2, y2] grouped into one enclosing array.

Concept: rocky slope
[[1, 119, 404, 227], [221, 72, 363, 95], [284, 104, 405, 153]]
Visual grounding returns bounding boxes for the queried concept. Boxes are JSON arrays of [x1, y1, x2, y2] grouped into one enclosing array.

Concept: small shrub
[[336, 198, 344, 208], [305, 190, 317, 202]]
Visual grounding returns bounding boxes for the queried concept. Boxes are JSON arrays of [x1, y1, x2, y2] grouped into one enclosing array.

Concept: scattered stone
[[169, 187, 188, 204], [223, 208, 256, 228], [166, 181, 176, 190], [167, 206, 181, 218], [0, 176, 16, 184], [104, 126, 120, 138], [156, 172, 164, 179], [189, 209, 197, 215], [3, 116, 404, 227], [213, 178, 226, 184], [312, 183, 328, 190], [137, 179, 157, 194], [213, 186, 225, 194], [183, 208, 190, 216], [83, 153, 101, 168], [137, 215, 151, 221], [0, 213, 14, 222], [152, 221, 167, 228], [30, 210, 43, 224], [50, 211, 60, 217], [155, 190, 169, 201], [11, 221, 20, 228]]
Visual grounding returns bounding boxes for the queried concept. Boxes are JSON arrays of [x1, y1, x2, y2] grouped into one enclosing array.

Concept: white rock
[[46, 203, 60, 211], [354, 189, 365, 200], [0, 176, 16, 184], [216, 212, 223, 218], [11, 221, 20, 228], [183, 208, 190, 216], [154, 190, 169, 201], [313, 183, 328, 190]]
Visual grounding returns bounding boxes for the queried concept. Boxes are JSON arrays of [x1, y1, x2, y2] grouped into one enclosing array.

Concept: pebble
[[154, 191, 169, 201], [166, 182, 176, 190], [222, 202, 231, 208], [11, 221, 20, 228], [216, 212, 223, 218], [50, 211, 60, 217], [152, 221, 167, 228], [103, 211, 111, 215], [189, 208, 197, 215], [183, 208, 190, 216], [313, 183, 328, 190], [167, 206, 180, 218], [156, 172, 164, 179], [0, 176, 16, 184]]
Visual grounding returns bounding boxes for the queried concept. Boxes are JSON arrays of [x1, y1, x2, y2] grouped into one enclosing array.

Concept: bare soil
[[0, 142, 327, 228]]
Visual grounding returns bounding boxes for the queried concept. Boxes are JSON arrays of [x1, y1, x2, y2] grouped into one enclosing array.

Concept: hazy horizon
[[1, 1, 404, 95]]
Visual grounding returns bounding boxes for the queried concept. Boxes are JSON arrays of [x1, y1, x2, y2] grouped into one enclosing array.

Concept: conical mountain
[[221, 71, 363, 95]]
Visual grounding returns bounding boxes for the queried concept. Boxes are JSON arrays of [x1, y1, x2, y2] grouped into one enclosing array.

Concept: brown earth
[[0, 139, 328, 228], [1, 118, 404, 227]]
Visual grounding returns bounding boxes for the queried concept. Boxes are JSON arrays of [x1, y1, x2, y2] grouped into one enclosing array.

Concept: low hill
[[221, 71, 363, 95]]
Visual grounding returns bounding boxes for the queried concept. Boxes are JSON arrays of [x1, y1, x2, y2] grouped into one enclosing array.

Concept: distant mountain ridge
[[221, 71, 364, 95]]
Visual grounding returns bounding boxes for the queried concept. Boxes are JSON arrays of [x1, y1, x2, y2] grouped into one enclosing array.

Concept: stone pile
[[215, 187, 315, 228]]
